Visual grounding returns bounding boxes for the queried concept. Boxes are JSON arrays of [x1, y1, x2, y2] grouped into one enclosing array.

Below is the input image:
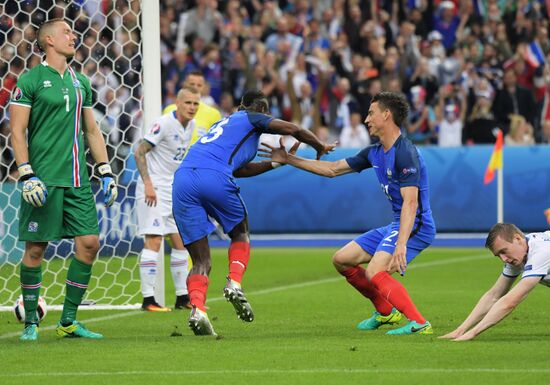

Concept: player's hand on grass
[[98, 162, 118, 207], [144, 180, 157, 207], [439, 329, 465, 340], [452, 330, 476, 342], [389, 243, 407, 275], [18, 163, 48, 208]]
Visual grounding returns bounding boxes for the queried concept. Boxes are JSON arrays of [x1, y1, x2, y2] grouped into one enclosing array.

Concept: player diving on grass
[[134, 86, 200, 312], [172, 90, 335, 336], [9, 19, 117, 341], [260, 92, 436, 335], [441, 223, 550, 341]]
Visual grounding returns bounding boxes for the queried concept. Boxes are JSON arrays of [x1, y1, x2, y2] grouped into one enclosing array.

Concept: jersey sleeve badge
[[149, 123, 161, 135], [12, 87, 24, 101]]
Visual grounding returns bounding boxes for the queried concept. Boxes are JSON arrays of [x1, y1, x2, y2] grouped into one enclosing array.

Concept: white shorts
[[135, 182, 178, 236]]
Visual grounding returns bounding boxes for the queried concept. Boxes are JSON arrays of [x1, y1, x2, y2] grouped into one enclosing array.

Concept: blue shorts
[[172, 167, 248, 244], [354, 221, 436, 264]]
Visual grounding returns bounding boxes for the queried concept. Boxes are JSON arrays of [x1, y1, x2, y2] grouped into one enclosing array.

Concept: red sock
[[228, 242, 250, 284], [187, 274, 208, 312], [340, 266, 393, 315], [370, 271, 426, 323]]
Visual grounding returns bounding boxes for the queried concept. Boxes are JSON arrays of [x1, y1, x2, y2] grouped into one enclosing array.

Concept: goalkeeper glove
[[97, 162, 118, 207], [18, 163, 48, 208]]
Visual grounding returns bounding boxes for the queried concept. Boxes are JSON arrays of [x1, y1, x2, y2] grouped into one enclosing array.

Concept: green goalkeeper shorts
[[19, 185, 99, 242]]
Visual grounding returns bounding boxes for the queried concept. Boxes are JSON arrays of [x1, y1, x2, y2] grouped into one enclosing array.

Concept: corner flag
[[483, 129, 503, 185]]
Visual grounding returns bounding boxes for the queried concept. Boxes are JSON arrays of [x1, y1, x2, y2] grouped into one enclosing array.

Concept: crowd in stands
[[2, 0, 550, 179], [159, 0, 550, 147]]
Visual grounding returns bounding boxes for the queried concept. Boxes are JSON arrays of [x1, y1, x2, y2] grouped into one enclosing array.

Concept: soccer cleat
[[174, 294, 192, 310], [357, 308, 402, 330], [56, 321, 104, 339], [223, 277, 254, 322], [188, 306, 217, 336], [142, 298, 172, 312], [20, 324, 39, 341], [386, 320, 433, 335]]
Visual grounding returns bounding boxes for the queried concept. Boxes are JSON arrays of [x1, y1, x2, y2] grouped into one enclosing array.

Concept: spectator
[[505, 114, 535, 146], [339, 112, 370, 148], [464, 90, 499, 144], [492, 68, 537, 134]]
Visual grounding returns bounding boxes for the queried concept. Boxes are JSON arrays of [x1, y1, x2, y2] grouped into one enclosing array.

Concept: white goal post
[[0, 0, 163, 311]]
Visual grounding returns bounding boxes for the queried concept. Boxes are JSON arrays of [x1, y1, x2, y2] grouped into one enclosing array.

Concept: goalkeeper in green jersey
[[9, 19, 118, 341]]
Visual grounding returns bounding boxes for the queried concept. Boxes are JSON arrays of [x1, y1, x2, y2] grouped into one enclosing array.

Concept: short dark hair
[[239, 90, 269, 113], [485, 223, 524, 250], [185, 70, 204, 79], [371, 91, 409, 127]]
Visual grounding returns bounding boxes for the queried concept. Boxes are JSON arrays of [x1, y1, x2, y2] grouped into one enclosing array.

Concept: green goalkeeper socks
[[61, 257, 92, 324], [20, 263, 42, 325]]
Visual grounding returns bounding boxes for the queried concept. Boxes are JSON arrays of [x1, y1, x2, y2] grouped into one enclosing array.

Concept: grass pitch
[[1, 247, 549, 385]]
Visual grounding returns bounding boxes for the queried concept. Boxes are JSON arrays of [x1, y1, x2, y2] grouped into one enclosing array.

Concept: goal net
[[0, 0, 153, 310]]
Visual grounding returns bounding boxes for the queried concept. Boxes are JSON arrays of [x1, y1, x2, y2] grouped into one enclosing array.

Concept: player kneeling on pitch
[[441, 223, 550, 341]]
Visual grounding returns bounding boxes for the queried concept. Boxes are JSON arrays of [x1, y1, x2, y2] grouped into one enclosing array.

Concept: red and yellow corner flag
[[483, 129, 503, 185]]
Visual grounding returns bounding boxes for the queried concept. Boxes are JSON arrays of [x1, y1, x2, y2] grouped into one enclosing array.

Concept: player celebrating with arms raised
[[261, 92, 436, 335], [9, 19, 117, 341], [134, 87, 200, 311], [172, 90, 334, 336]]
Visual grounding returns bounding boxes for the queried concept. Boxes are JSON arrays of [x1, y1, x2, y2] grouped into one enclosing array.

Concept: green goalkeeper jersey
[[10, 61, 93, 187]]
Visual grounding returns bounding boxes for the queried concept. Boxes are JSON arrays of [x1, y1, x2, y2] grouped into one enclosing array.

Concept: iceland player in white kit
[[134, 87, 200, 311], [441, 223, 550, 341]]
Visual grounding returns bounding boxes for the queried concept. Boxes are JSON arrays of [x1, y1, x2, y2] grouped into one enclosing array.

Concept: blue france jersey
[[179, 110, 273, 175], [345, 136, 434, 225]]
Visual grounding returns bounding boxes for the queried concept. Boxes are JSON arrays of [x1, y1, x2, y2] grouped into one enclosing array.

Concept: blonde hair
[[508, 114, 530, 138]]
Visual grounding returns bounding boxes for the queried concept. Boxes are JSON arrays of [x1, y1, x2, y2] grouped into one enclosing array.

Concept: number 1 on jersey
[[64, 94, 69, 112]]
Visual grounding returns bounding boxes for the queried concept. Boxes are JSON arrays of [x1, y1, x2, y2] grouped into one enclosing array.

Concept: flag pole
[[497, 158, 503, 223]]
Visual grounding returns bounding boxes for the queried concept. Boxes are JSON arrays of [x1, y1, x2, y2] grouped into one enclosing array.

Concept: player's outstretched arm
[[266, 119, 336, 159], [82, 108, 117, 206], [453, 276, 540, 341], [439, 274, 516, 339], [234, 141, 301, 178], [258, 139, 351, 177]]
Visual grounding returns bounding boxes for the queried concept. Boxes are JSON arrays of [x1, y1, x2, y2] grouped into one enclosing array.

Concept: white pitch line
[[0, 368, 549, 378], [0, 253, 486, 340]]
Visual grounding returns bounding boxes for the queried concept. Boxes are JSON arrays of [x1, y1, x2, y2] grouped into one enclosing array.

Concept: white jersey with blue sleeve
[[502, 231, 550, 287], [142, 111, 195, 187]]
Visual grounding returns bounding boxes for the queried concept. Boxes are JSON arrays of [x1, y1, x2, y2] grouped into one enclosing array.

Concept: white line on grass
[[0, 368, 549, 378], [0, 253, 485, 340]]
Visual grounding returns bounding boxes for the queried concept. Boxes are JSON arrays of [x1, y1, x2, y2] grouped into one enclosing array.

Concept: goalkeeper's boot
[[174, 294, 192, 310], [223, 277, 254, 322], [20, 324, 39, 341], [188, 306, 217, 336], [56, 321, 104, 339], [357, 308, 402, 330], [142, 297, 172, 312], [386, 320, 433, 335]]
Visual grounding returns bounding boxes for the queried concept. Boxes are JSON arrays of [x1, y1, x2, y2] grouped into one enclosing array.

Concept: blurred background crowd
[[2, 0, 550, 180]]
